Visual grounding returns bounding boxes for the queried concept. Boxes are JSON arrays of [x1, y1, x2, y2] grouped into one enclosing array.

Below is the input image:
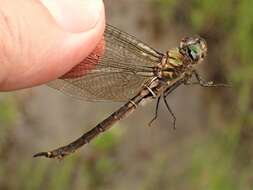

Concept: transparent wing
[[48, 24, 164, 101]]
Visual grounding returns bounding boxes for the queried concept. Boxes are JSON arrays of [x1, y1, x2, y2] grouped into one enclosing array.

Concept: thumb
[[0, 0, 105, 91]]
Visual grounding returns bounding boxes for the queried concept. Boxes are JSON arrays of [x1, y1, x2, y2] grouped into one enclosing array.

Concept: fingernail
[[41, 0, 103, 33]]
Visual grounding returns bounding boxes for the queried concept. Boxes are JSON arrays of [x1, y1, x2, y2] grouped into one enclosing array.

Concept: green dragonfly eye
[[180, 37, 207, 63], [188, 44, 200, 61]]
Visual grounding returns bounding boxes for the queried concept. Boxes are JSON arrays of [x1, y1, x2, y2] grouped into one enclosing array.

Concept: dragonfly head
[[179, 36, 207, 65]]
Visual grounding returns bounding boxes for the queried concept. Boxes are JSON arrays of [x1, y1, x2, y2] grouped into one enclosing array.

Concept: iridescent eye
[[179, 36, 207, 63], [188, 45, 199, 61]]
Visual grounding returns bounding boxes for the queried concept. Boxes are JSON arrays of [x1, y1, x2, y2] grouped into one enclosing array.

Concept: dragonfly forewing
[[48, 24, 164, 101]]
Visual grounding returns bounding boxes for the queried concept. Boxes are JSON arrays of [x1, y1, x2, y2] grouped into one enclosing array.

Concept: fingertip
[[0, 0, 106, 90], [34, 0, 106, 82], [41, 0, 104, 33], [42, 7, 105, 81]]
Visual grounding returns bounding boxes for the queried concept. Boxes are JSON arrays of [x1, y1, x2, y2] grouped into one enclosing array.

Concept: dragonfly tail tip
[[33, 151, 51, 158]]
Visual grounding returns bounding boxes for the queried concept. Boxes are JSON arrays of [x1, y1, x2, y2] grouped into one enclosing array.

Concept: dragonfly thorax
[[161, 37, 207, 80]]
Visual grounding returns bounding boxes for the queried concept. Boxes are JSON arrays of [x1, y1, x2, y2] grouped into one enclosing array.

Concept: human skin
[[0, 0, 105, 91]]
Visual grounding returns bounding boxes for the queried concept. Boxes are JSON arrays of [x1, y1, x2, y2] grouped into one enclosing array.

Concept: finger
[[0, 0, 105, 91]]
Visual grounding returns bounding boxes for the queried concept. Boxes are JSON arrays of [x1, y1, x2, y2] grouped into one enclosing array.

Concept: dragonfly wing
[[48, 24, 163, 101], [104, 24, 163, 64], [49, 72, 152, 101]]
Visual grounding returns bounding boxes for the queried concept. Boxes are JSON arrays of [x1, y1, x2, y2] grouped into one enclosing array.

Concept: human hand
[[0, 0, 105, 91]]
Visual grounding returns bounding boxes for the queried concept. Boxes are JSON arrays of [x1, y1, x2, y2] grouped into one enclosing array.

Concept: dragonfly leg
[[164, 79, 185, 97], [163, 94, 177, 130], [149, 78, 185, 127], [148, 96, 161, 127], [185, 70, 231, 87]]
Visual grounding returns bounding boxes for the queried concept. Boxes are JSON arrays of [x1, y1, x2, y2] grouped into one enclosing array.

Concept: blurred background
[[0, 0, 252, 189]]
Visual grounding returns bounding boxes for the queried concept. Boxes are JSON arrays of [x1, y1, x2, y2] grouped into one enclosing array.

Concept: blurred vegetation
[[0, 93, 123, 190], [0, 0, 253, 189]]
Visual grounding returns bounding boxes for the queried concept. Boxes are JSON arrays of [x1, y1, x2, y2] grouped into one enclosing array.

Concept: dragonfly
[[34, 24, 227, 159]]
